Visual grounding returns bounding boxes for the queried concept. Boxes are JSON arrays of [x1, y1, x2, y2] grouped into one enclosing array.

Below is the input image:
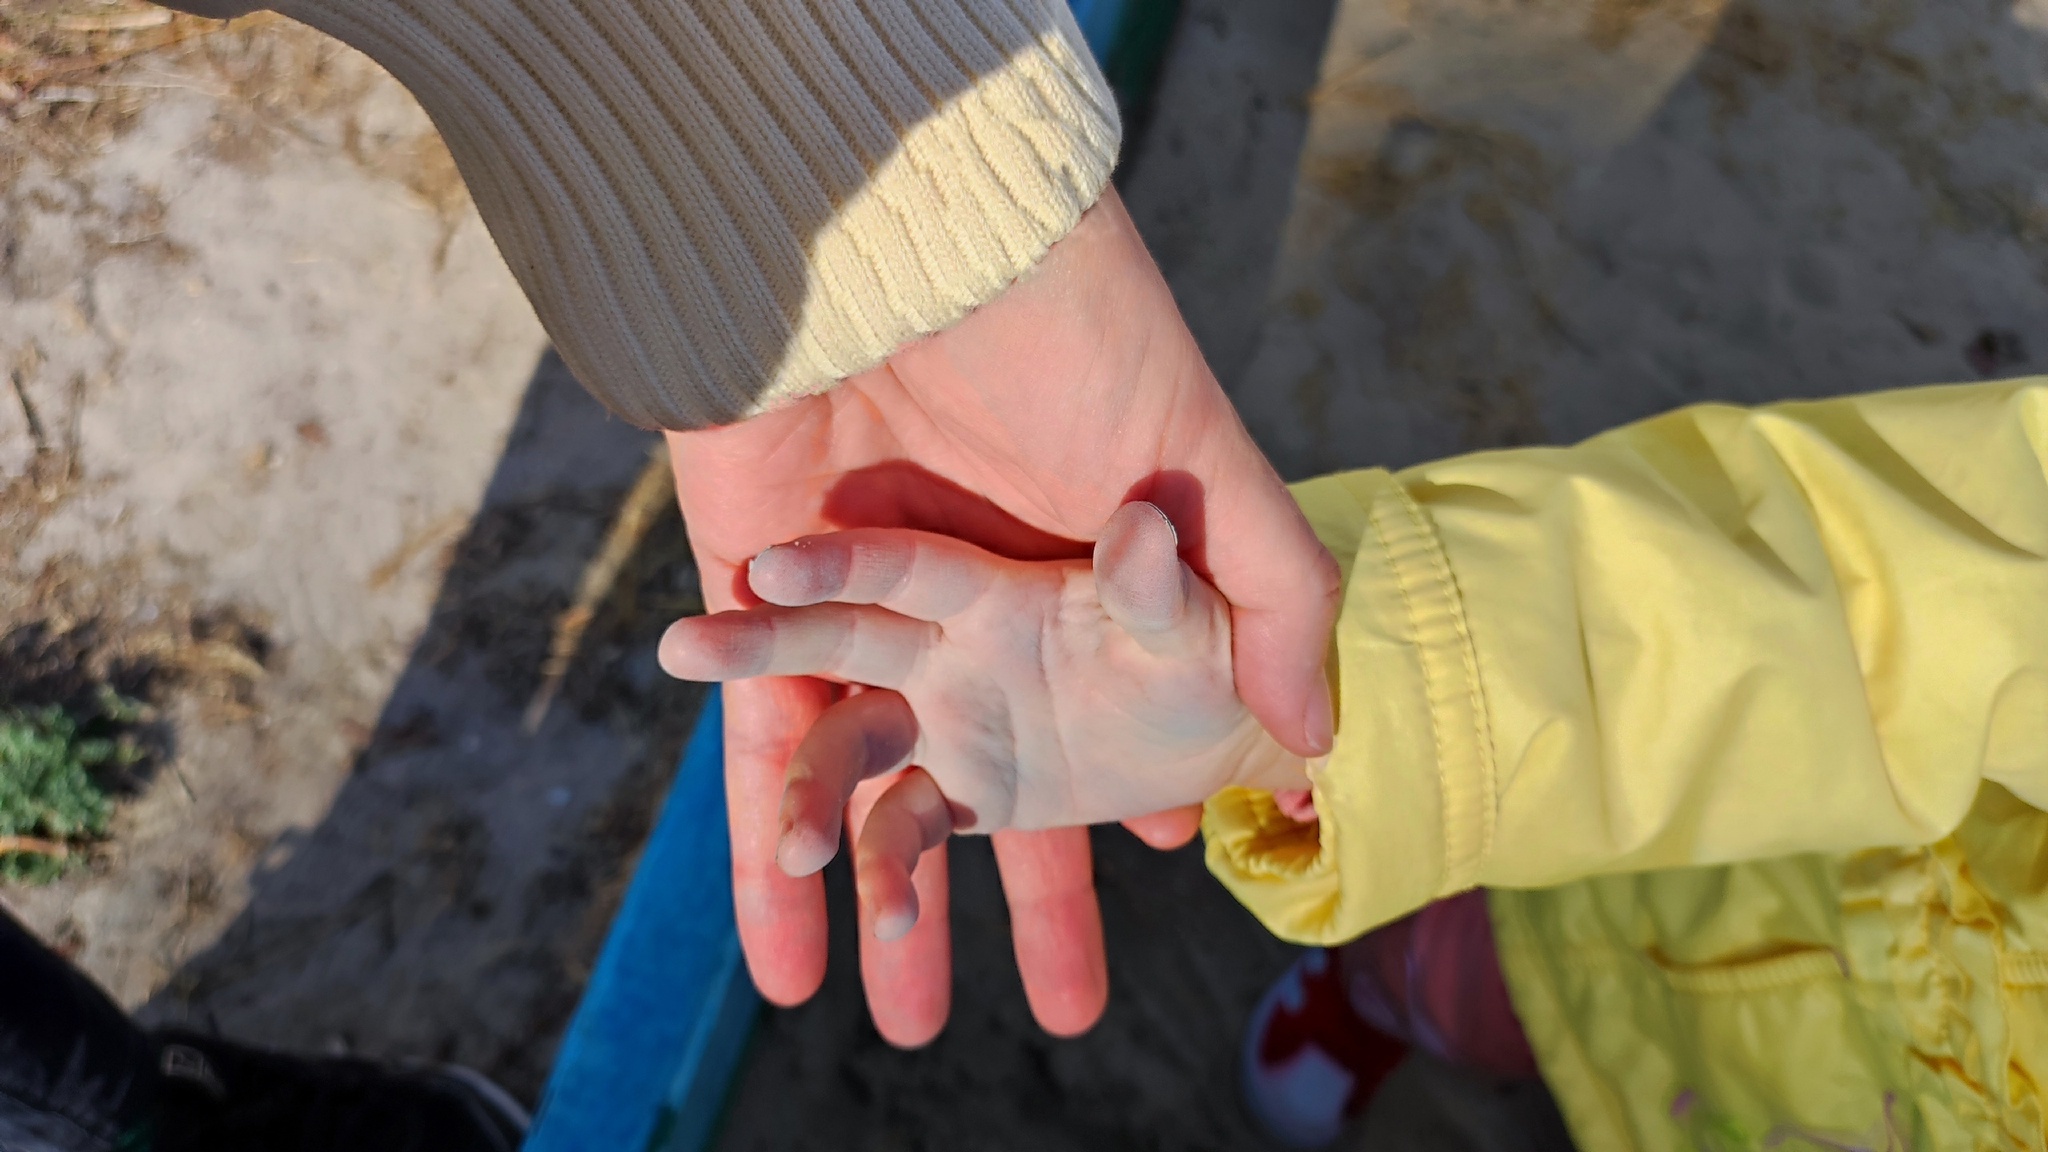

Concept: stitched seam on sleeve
[[1367, 483, 1497, 894], [1399, 487, 1499, 884], [1364, 495, 1453, 897]]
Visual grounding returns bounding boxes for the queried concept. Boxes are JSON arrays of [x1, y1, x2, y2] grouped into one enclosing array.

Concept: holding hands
[[665, 192, 1339, 1046], [162, 0, 1337, 1052], [660, 502, 1310, 941]]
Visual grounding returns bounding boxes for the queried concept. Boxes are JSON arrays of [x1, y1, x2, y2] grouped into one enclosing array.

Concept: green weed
[[0, 690, 141, 883]]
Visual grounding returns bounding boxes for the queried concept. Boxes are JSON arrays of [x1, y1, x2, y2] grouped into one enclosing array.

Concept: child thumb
[[1095, 502, 1196, 650]]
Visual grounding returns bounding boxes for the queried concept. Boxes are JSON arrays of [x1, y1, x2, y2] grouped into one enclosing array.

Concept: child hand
[[659, 502, 1309, 939]]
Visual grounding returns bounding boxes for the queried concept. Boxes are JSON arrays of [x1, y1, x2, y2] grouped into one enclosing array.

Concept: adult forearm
[[163, 0, 1121, 429]]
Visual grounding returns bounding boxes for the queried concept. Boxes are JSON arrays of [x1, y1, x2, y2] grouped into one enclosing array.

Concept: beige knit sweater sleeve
[[173, 0, 1121, 429]]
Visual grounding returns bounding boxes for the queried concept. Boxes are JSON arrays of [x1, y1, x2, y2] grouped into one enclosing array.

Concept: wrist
[[1228, 722, 1311, 796]]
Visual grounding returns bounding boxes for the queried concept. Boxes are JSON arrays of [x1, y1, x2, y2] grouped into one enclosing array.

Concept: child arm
[[1212, 379, 2048, 945]]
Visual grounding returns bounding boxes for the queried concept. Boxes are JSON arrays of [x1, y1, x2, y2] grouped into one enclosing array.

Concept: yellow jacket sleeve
[[1206, 379, 2048, 945]]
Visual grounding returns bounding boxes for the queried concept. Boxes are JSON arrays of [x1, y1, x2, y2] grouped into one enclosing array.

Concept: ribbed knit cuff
[[265, 0, 1121, 429]]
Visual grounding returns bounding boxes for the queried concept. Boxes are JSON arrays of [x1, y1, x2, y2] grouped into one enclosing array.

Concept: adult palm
[[667, 189, 1339, 1048]]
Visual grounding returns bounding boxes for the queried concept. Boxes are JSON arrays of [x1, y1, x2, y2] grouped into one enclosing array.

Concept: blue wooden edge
[[524, 688, 758, 1152], [1065, 0, 1132, 59]]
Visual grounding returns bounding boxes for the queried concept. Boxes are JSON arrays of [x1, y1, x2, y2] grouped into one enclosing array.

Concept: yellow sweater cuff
[[268, 0, 1120, 429], [1203, 469, 1499, 945]]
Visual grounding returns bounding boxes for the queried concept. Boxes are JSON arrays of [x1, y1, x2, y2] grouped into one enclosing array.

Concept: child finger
[[777, 690, 920, 877], [854, 768, 956, 942], [659, 604, 934, 688], [749, 530, 997, 622]]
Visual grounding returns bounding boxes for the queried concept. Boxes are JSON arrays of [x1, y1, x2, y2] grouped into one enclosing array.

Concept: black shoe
[[148, 1029, 528, 1152]]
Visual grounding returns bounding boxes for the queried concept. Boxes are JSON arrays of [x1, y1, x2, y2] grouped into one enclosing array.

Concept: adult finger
[[722, 676, 834, 1007], [659, 604, 932, 689], [1122, 805, 1202, 850], [849, 772, 954, 1048], [1198, 431, 1342, 759], [776, 690, 919, 878], [993, 828, 1108, 1037], [748, 529, 997, 622]]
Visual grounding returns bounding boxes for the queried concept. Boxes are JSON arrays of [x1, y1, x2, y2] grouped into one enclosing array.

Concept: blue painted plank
[[524, 689, 757, 1152], [1066, 0, 1130, 59]]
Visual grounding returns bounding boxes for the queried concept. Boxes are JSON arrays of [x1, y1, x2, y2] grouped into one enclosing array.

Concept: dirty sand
[[4, 0, 2045, 1147], [0, 11, 698, 1097], [1234, 0, 2048, 478]]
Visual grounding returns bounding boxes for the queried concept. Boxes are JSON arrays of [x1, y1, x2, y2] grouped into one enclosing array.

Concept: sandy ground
[[0, 14, 701, 1097], [1234, 0, 2048, 478], [0, 0, 1343, 1127], [0, 0, 1376, 1138], [4, 0, 2047, 1147]]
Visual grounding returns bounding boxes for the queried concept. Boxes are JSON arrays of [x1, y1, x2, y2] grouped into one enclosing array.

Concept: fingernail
[[1302, 667, 1334, 756], [869, 900, 915, 942], [1141, 501, 1178, 549], [655, 621, 687, 679], [747, 546, 786, 588], [776, 819, 832, 878]]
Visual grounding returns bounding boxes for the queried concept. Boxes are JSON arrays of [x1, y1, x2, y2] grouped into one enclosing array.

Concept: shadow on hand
[[820, 461, 1090, 560], [819, 462, 1210, 572]]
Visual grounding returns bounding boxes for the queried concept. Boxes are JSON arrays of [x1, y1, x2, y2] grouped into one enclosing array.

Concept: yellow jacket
[[1204, 379, 2048, 1149]]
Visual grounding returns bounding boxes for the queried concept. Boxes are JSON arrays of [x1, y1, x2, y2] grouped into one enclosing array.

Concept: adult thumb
[[1095, 502, 1199, 655]]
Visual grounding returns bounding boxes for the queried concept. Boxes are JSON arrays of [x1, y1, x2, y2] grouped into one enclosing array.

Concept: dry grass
[[0, 0, 231, 100], [1586, 0, 1729, 53], [0, 6, 458, 202], [0, 1, 251, 185]]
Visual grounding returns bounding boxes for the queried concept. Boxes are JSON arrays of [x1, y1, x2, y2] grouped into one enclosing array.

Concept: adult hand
[[667, 188, 1340, 1047]]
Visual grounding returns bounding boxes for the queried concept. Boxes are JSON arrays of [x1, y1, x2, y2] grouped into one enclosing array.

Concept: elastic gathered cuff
[[1203, 469, 1499, 945], [1202, 784, 1341, 942], [270, 0, 1119, 429]]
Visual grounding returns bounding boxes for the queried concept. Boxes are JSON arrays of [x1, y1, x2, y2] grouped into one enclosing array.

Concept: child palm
[[660, 502, 1305, 939]]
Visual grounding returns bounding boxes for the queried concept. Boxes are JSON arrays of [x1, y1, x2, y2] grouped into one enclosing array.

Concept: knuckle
[[850, 536, 914, 602], [702, 614, 772, 676]]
